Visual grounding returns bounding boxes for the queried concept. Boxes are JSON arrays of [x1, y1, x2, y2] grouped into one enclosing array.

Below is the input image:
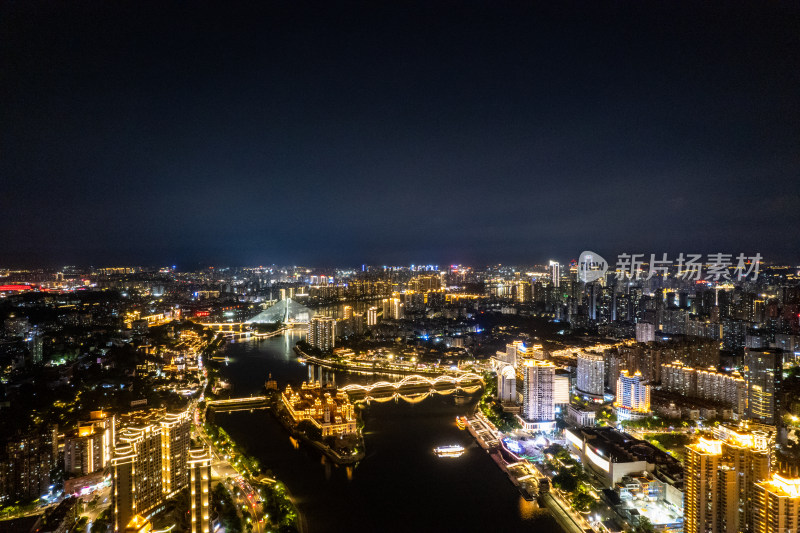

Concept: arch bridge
[[341, 373, 484, 403]]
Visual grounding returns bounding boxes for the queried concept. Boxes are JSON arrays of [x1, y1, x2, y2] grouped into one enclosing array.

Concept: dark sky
[[2, 1, 799, 268]]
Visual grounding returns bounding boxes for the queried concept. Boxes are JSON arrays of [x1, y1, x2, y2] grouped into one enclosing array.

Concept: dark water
[[216, 331, 560, 533]]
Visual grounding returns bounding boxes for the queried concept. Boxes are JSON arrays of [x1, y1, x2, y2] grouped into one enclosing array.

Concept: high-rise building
[[307, 316, 336, 352], [366, 307, 378, 326], [160, 410, 191, 497], [65, 427, 103, 477], [635, 322, 656, 343], [342, 305, 353, 320], [112, 409, 192, 532], [744, 348, 783, 425], [0, 425, 58, 503], [614, 370, 650, 420], [753, 474, 800, 533], [549, 261, 561, 288], [554, 373, 570, 407], [685, 439, 727, 533], [65, 411, 114, 477], [497, 365, 516, 403], [685, 428, 772, 533], [576, 352, 605, 400], [188, 447, 212, 533], [28, 332, 43, 364], [661, 362, 747, 415], [112, 422, 163, 532], [518, 359, 555, 430]]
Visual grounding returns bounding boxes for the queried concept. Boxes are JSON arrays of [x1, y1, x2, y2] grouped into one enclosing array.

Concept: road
[[194, 421, 267, 533]]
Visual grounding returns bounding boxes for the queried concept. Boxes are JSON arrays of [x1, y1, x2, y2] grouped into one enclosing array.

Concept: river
[[215, 329, 561, 533]]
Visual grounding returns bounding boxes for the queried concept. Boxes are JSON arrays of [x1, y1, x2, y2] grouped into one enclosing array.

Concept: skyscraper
[[744, 348, 783, 425], [65, 411, 114, 477], [112, 410, 192, 532], [188, 447, 212, 533], [308, 316, 336, 352], [685, 438, 726, 533], [576, 351, 605, 400], [549, 261, 561, 288], [0, 425, 58, 502], [753, 474, 800, 533], [685, 428, 771, 533], [160, 409, 191, 497], [112, 423, 163, 532], [519, 359, 555, 430], [366, 307, 378, 326]]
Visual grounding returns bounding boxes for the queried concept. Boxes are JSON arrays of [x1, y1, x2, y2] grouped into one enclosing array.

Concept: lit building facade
[[112, 424, 163, 532], [281, 382, 357, 436], [549, 260, 561, 287], [308, 316, 336, 352], [614, 370, 650, 420], [517, 359, 555, 431], [635, 321, 656, 343], [112, 409, 192, 532], [744, 348, 782, 425], [497, 365, 516, 403], [188, 447, 212, 533], [0, 425, 58, 503], [685, 428, 771, 533], [576, 351, 605, 400], [753, 474, 800, 533], [554, 374, 570, 407], [366, 307, 378, 326], [661, 362, 746, 414], [160, 410, 191, 497]]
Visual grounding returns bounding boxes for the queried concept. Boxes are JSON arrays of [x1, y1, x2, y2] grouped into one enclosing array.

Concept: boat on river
[[434, 444, 465, 458]]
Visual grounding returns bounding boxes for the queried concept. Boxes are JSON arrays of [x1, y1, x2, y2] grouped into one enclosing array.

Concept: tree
[[552, 470, 579, 493], [635, 516, 655, 533], [572, 492, 594, 513]]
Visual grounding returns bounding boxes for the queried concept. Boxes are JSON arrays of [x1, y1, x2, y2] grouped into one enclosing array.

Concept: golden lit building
[[282, 381, 357, 436], [112, 423, 162, 532], [160, 409, 191, 497], [112, 409, 192, 532], [685, 428, 771, 533], [188, 447, 212, 533], [753, 474, 800, 533], [685, 439, 726, 533], [125, 515, 152, 533]]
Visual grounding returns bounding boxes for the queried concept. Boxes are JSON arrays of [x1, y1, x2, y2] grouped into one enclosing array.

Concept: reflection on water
[[217, 333, 563, 533]]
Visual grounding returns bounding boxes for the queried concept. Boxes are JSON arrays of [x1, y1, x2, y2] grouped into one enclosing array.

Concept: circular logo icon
[[578, 251, 608, 283]]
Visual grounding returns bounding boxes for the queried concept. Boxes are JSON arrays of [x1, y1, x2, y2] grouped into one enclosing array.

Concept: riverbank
[[295, 345, 457, 377], [202, 419, 303, 532], [216, 331, 563, 532]]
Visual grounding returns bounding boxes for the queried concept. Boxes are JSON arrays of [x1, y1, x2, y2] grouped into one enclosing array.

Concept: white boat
[[434, 444, 465, 458]]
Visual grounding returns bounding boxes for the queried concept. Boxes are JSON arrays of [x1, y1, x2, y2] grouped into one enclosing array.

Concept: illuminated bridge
[[205, 396, 269, 412], [341, 373, 484, 404], [246, 298, 315, 325]]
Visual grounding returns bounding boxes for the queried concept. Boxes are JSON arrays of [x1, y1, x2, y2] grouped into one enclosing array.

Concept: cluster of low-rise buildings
[[282, 381, 358, 437]]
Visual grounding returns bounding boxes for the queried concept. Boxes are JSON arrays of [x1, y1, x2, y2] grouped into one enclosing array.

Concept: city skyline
[[3, 2, 800, 531], [2, 2, 800, 267]]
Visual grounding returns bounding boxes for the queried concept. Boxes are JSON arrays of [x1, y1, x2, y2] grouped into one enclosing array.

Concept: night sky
[[2, 2, 799, 268]]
